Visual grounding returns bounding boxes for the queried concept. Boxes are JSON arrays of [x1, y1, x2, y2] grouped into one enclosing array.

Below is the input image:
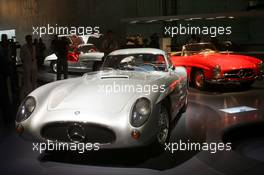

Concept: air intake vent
[[100, 75, 129, 79]]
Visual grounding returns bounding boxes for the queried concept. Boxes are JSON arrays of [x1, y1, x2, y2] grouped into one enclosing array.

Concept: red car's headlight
[[213, 65, 221, 79]]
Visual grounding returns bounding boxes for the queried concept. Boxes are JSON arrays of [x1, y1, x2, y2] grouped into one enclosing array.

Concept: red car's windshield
[[183, 43, 217, 56]]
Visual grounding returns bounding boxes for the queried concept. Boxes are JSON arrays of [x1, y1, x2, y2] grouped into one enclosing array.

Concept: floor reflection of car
[[44, 35, 104, 73], [16, 48, 188, 150], [170, 43, 264, 90]]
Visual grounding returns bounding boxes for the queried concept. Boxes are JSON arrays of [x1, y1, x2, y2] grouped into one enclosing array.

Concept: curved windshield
[[183, 43, 217, 56], [102, 53, 167, 72]]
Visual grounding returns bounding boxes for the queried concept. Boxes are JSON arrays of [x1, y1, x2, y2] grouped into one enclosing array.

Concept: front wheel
[[50, 61, 57, 73], [156, 104, 170, 146], [193, 70, 206, 90]]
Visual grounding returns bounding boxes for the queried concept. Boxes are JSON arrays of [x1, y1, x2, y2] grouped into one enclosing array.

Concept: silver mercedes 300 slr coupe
[[16, 48, 188, 149]]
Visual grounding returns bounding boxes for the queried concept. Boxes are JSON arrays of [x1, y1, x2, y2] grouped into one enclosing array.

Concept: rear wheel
[[193, 70, 206, 90]]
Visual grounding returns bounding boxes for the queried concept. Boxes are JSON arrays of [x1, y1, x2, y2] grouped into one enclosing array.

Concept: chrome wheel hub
[[195, 72, 204, 88], [157, 107, 169, 144]]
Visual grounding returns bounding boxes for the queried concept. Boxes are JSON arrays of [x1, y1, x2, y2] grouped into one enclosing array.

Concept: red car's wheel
[[193, 70, 206, 90]]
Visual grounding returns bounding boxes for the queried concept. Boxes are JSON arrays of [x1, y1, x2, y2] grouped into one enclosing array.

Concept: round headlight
[[16, 96, 36, 122], [213, 65, 221, 79], [130, 98, 151, 127]]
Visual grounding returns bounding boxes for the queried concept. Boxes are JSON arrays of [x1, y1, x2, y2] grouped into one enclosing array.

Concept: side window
[[155, 54, 166, 64]]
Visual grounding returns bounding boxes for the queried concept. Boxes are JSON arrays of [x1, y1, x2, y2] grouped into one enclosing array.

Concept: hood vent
[[100, 75, 129, 79]]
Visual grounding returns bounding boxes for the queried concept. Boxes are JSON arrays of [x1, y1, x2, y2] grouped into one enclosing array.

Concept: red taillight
[[67, 52, 79, 62]]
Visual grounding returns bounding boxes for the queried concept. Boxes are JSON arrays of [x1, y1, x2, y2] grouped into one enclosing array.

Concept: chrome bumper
[[206, 76, 259, 84]]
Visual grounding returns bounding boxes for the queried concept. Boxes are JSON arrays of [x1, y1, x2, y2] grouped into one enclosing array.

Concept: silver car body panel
[[17, 48, 188, 149]]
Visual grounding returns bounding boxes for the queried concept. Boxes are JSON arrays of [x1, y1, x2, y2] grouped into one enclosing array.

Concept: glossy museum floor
[[0, 69, 264, 175]]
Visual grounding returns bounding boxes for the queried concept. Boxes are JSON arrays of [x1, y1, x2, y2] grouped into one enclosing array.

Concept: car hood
[[47, 70, 166, 113], [192, 53, 260, 70]]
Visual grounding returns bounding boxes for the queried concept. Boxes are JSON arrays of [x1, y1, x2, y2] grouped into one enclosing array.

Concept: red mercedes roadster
[[170, 43, 264, 90]]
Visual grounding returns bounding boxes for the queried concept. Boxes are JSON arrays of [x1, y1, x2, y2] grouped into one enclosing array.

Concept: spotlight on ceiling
[[165, 18, 179, 22], [146, 20, 158, 23], [216, 16, 226, 19], [130, 20, 139, 24], [205, 17, 215, 20]]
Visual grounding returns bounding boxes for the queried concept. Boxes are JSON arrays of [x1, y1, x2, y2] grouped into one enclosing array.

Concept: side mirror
[[169, 65, 175, 71]]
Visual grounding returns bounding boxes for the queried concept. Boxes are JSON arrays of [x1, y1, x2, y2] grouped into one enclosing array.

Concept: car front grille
[[41, 122, 116, 144], [224, 69, 254, 79]]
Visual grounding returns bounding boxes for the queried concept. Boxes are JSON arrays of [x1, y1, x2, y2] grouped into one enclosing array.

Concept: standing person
[[37, 38, 46, 67], [188, 34, 201, 44], [0, 34, 11, 70], [33, 38, 40, 67], [54, 36, 69, 80], [143, 38, 149, 48], [135, 34, 143, 47], [149, 33, 160, 49], [20, 35, 38, 98], [101, 30, 118, 56], [51, 35, 58, 53], [33, 38, 38, 46], [100, 30, 118, 69], [9, 38, 20, 108], [0, 34, 12, 121]]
